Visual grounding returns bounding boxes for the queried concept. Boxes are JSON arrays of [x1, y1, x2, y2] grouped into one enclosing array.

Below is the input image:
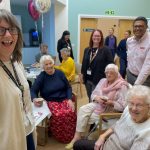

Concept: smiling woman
[[31, 55, 77, 143], [0, 9, 35, 150], [127, 85, 150, 123], [73, 85, 150, 150]]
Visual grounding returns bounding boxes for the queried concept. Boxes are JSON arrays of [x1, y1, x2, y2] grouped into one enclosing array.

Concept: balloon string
[[42, 14, 44, 43], [34, 21, 40, 44]]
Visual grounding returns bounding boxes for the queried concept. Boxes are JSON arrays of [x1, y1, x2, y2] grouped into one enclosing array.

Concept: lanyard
[[0, 59, 25, 109], [90, 48, 98, 64]]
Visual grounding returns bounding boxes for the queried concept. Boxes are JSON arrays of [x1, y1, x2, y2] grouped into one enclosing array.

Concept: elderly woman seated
[[31, 55, 76, 143], [55, 48, 75, 82], [65, 64, 129, 149], [73, 85, 150, 150]]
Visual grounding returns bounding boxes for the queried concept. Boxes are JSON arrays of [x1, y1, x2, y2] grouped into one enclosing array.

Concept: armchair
[[99, 112, 122, 134], [70, 63, 83, 97]]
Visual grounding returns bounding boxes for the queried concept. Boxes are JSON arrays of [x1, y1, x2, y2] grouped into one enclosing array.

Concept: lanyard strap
[[90, 48, 98, 64], [0, 59, 25, 109]]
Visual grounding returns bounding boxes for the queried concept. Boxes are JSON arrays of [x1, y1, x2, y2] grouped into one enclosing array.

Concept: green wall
[[68, 0, 150, 60]]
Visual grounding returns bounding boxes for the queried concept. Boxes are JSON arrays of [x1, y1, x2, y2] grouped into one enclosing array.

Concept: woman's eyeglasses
[[128, 101, 148, 110], [0, 27, 19, 36]]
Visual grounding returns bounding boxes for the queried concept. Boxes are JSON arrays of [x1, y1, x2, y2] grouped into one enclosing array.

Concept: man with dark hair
[[127, 16, 150, 86]]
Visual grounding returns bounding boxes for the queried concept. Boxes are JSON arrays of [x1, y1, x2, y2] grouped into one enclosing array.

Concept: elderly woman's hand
[[33, 98, 44, 107], [103, 100, 114, 106], [67, 99, 75, 111], [94, 96, 106, 104], [94, 135, 105, 150]]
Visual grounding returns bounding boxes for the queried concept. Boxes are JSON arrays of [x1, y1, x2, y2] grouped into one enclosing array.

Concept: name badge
[[87, 69, 91, 75]]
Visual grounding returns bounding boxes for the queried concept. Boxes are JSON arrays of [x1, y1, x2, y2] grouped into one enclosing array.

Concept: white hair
[[60, 48, 71, 56], [105, 64, 119, 73], [39, 55, 54, 69], [126, 85, 150, 104]]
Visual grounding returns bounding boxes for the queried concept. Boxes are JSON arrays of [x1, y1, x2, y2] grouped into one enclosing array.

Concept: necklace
[[0, 59, 25, 110]]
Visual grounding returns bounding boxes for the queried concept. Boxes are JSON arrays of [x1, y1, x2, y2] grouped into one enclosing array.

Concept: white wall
[[54, 0, 68, 50], [0, 0, 11, 11]]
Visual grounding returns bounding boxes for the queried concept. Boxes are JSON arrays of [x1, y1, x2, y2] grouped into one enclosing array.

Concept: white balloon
[[34, 0, 51, 13]]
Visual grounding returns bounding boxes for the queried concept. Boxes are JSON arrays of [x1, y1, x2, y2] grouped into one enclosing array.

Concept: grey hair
[[105, 64, 119, 73], [60, 48, 71, 56], [126, 85, 150, 104], [40, 55, 54, 69]]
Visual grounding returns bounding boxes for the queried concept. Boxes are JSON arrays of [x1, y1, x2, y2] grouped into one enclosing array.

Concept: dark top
[[105, 35, 117, 51], [35, 53, 49, 63], [81, 46, 114, 86], [31, 69, 72, 102], [117, 39, 127, 60], [57, 39, 74, 62]]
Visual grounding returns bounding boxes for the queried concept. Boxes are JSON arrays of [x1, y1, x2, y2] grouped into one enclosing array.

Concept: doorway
[[78, 16, 134, 63]]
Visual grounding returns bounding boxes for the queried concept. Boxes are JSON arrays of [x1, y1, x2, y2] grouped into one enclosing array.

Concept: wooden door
[[118, 19, 133, 43], [97, 18, 119, 40], [80, 18, 98, 63]]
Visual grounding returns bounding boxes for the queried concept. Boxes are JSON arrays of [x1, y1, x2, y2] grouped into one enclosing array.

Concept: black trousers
[[73, 139, 96, 150], [26, 133, 35, 150]]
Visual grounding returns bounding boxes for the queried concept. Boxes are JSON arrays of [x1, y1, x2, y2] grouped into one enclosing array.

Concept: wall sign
[[105, 10, 115, 15], [83, 28, 94, 32]]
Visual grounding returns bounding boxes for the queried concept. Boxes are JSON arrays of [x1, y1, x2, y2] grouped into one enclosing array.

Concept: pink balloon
[[28, 0, 40, 21]]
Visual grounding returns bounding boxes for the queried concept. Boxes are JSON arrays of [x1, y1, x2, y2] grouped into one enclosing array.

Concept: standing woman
[[81, 29, 114, 101], [57, 30, 74, 62], [0, 9, 35, 150]]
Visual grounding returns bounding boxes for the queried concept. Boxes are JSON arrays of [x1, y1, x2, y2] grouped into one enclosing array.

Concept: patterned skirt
[[47, 100, 77, 143]]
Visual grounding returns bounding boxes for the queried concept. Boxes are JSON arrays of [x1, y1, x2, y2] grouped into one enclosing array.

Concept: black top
[[31, 69, 72, 102], [57, 39, 74, 62], [81, 46, 114, 86]]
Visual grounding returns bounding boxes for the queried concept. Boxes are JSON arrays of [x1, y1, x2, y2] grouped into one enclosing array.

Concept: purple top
[[109, 36, 115, 49]]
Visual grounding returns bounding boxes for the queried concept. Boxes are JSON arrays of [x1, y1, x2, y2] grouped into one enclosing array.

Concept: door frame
[[77, 14, 136, 63]]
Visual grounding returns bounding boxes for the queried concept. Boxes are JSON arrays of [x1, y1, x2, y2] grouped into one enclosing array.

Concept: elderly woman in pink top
[[65, 64, 129, 149]]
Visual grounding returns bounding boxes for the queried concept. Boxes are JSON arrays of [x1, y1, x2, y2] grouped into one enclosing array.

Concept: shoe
[[65, 142, 74, 149]]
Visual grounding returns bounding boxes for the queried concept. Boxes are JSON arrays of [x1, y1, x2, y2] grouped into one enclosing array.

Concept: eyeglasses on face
[[0, 27, 19, 36], [133, 25, 145, 29], [128, 101, 148, 110]]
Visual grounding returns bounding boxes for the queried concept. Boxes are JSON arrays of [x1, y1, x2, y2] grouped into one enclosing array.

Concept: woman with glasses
[[80, 29, 114, 102], [73, 85, 150, 150], [0, 9, 35, 150]]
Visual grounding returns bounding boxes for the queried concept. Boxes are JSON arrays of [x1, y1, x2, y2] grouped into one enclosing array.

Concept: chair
[[70, 63, 83, 97], [86, 112, 122, 139], [99, 112, 122, 134], [72, 92, 77, 112]]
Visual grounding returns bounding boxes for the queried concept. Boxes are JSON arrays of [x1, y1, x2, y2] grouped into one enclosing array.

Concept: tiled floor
[[37, 84, 89, 150]]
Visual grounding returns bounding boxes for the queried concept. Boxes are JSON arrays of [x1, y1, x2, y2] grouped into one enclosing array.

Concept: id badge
[[87, 69, 91, 75]]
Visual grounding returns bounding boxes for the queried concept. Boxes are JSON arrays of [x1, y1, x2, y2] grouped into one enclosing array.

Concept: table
[[32, 101, 51, 126]]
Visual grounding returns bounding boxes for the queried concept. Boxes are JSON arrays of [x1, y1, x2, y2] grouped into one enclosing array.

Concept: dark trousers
[[127, 69, 150, 86], [73, 139, 95, 150], [26, 133, 35, 150], [85, 80, 96, 102], [119, 58, 127, 79]]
